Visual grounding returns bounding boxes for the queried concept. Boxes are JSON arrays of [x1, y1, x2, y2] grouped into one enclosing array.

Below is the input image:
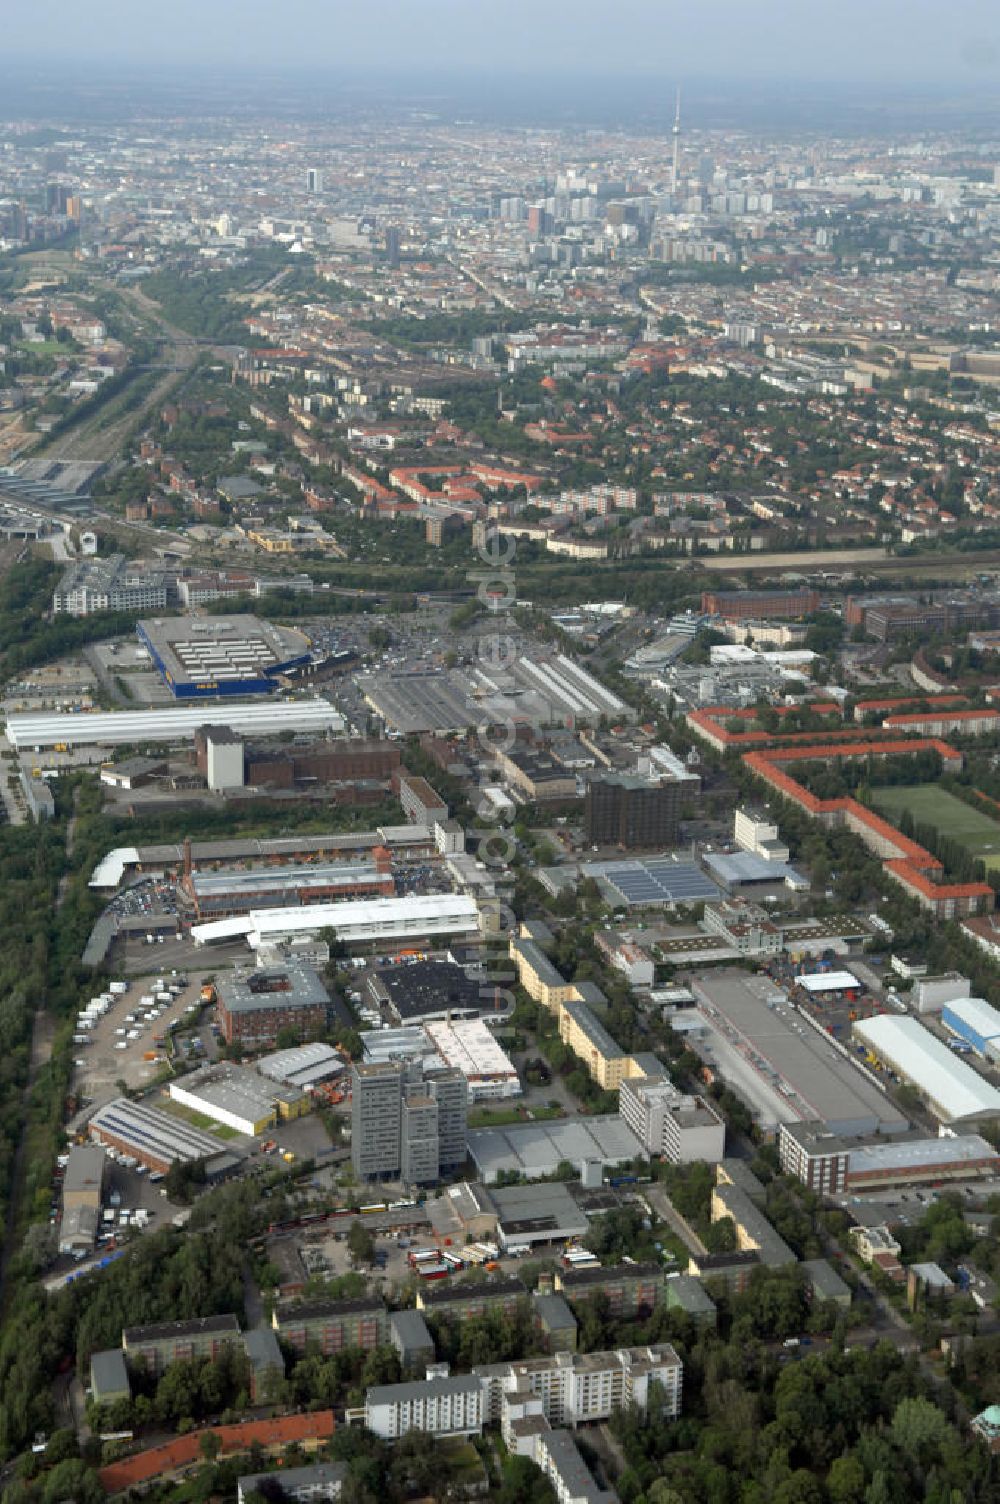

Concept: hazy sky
[[4, 0, 998, 83]]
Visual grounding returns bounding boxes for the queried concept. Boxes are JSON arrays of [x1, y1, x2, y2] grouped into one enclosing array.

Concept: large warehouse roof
[[943, 997, 1000, 1044], [192, 893, 480, 947], [360, 651, 632, 736], [854, 1015, 1000, 1122], [691, 972, 907, 1136], [256, 1042, 346, 1090], [137, 615, 310, 692], [6, 698, 345, 749], [424, 1018, 519, 1085], [89, 827, 426, 889], [89, 1097, 231, 1164], [467, 1115, 643, 1183], [798, 971, 861, 994], [703, 850, 809, 892], [583, 856, 721, 907], [189, 861, 381, 899], [848, 1132, 999, 1179]]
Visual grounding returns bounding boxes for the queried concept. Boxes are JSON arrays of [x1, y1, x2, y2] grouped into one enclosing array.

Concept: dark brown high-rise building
[[585, 774, 682, 849]]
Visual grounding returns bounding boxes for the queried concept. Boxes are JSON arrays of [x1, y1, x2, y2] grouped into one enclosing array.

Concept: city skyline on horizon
[[2, 0, 998, 88]]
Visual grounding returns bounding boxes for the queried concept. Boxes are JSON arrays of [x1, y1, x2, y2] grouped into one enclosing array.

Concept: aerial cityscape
[[1, 5, 1000, 1503]]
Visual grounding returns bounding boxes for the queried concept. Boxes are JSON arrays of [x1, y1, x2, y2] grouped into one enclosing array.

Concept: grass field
[[16, 339, 68, 357], [871, 785, 1000, 868], [467, 1103, 565, 1129], [159, 1097, 240, 1139]]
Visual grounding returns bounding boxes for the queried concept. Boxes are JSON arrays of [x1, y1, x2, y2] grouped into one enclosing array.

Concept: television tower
[[671, 87, 682, 198]]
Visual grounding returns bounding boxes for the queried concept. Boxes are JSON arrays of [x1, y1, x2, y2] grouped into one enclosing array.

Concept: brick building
[[553, 1263, 663, 1317], [245, 738, 401, 790], [123, 1315, 242, 1376], [215, 964, 330, 1048], [272, 1298, 389, 1355], [701, 588, 820, 621], [415, 1276, 529, 1321]]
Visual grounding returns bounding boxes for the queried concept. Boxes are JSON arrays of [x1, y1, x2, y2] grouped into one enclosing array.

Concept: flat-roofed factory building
[[59, 1144, 106, 1255], [256, 1042, 346, 1092], [467, 1115, 643, 1185], [169, 1063, 310, 1136], [359, 652, 633, 736], [366, 959, 483, 1025], [422, 1017, 521, 1100], [179, 854, 394, 920], [7, 698, 345, 751], [778, 1119, 1000, 1195], [192, 894, 481, 951]]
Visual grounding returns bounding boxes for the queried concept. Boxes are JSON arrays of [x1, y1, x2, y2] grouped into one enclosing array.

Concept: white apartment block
[[734, 807, 790, 863], [522, 1424, 618, 1504], [475, 1345, 682, 1436], [363, 1375, 483, 1440], [619, 1073, 726, 1164], [52, 555, 169, 616]]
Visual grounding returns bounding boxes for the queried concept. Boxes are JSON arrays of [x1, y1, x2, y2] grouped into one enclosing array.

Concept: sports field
[[871, 785, 1000, 868]]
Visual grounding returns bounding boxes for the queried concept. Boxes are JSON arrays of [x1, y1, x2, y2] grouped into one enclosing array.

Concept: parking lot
[[89, 640, 177, 706], [71, 973, 210, 1101], [102, 874, 179, 929], [262, 1113, 341, 1166], [46, 1153, 192, 1290], [0, 658, 98, 715]]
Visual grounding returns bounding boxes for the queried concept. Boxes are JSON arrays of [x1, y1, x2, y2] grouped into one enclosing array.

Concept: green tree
[[773, 1472, 824, 1504], [496, 1454, 558, 1504], [827, 1455, 866, 1504], [41, 1460, 104, 1504], [890, 1395, 951, 1465], [647, 1485, 686, 1504], [155, 1359, 201, 1426], [199, 1430, 222, 1462], [346, 1221, 376, 1266], [41, 1429, 78, 1465]]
